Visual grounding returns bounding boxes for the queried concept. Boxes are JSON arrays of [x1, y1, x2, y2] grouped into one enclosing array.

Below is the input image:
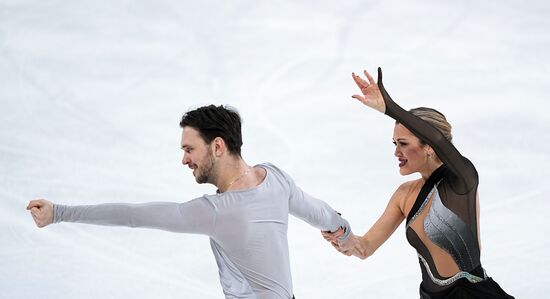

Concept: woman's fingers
[[352, 72, 369, 89], [363, 70, 375, 85], [352, 94, 366, 103], [322, 232, 336, 242]]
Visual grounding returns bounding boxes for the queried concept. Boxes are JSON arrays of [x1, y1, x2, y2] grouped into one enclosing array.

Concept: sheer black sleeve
[[376, 67, 477, 193]]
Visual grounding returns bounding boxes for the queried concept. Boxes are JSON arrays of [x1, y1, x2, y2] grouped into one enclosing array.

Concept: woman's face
[[393, 123, 431, 176]]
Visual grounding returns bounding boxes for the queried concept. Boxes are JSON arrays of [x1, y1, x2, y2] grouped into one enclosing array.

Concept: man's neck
[[215, 157, 251, 193]]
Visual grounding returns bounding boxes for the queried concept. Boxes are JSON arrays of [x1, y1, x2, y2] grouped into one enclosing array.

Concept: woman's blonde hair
[[408, 107, 453, 143]]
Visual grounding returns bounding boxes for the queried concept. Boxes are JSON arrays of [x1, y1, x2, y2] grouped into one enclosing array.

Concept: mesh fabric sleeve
[[376, 67, 477, 192], [53, 198, 216, 235]]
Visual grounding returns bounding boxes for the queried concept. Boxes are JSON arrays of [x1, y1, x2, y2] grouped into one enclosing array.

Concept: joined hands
[[321, 228, 369, 259]]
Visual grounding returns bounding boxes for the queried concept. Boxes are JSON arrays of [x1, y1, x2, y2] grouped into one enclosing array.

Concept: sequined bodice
[[405, 171, 484, 292]]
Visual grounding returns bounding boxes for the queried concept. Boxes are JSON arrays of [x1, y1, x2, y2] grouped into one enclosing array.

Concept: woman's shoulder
[[391, 178, 424, 211], [396, 178, 424, 193], [393, 178, 425, 215]]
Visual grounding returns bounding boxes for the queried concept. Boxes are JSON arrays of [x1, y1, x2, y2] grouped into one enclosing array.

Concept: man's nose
[[182, 154, 190, 165]]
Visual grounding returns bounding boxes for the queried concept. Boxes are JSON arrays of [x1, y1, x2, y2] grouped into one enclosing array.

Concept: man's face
[[181, 127, 215, 184]]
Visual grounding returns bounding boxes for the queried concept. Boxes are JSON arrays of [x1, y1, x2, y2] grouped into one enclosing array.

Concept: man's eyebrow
[[181, 144, 189, 150]]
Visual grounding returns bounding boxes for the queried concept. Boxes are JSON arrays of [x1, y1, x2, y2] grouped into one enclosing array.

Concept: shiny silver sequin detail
[[418, 254, 486, 286], [424, 187, 480, 271], [406, 183, 439, 229]]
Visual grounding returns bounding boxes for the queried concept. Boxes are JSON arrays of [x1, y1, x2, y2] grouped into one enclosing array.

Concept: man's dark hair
[[180, 105, 243, 156]]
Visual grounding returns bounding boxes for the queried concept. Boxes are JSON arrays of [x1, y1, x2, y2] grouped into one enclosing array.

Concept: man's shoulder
[[255, 162, 298, 188], [255, 162, 287, 178], [255, 162, 276, 169]]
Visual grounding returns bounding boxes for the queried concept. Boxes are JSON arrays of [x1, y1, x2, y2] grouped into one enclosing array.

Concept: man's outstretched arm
[[27, 198, 216, 235]]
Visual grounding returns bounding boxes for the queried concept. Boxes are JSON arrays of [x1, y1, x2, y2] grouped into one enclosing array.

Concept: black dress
[[377, 68, 514, 299]]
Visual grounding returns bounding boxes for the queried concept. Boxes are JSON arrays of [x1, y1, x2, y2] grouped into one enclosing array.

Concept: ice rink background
[[1, 0, 549, 298]]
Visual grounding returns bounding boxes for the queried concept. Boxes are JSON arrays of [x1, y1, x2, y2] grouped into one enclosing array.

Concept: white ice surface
[[1, 0, 549, 298]]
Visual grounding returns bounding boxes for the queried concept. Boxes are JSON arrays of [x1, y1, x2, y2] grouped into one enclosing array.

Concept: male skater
[[27, 104, 352, 299]]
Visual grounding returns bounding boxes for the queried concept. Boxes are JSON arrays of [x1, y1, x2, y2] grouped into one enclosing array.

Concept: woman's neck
[[420, 160, 443, 180]]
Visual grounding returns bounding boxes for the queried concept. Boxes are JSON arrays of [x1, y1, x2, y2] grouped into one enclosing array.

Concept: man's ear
[[212, 137, 225, 157]]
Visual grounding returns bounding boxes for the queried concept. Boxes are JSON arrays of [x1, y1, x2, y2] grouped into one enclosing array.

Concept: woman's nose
[[394, 146, 401, 157]]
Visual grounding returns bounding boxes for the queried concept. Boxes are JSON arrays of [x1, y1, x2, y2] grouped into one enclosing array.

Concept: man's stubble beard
[[196, 147, 215, 184]]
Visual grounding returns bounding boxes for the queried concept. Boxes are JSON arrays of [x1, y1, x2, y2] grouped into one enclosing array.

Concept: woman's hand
[[322, 229, 370, 259], [351, 69, 385, 113], [322, 228, 351, 255], [27, 199, 54, 228], [336, 234, 369, 259]]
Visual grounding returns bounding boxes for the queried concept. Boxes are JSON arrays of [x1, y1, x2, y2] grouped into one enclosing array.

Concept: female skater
[[324, 68, 514, 299]]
